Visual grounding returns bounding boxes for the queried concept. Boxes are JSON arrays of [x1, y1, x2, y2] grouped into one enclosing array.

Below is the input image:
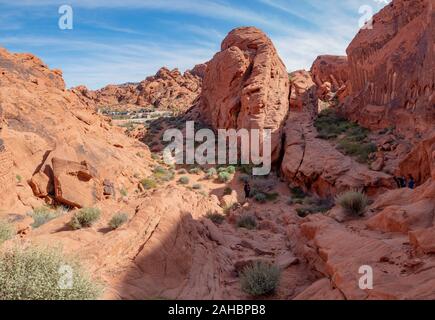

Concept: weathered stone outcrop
[[198, 27, 290, 162], [281, 112, 395, 197], [310, 55, 349, 101], [344, 0, 434, 138], [74, 67, 202, 112], [289, 214, 435, 299], [0, 46, 151, 215], [289, 70, 318, 117]]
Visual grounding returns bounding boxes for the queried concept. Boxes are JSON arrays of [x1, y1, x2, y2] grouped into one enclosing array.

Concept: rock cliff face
[[344, 0, 434, 138], [197, 27, 290, 162], [74, 67, 203, 112], [0, 47, 152, 213]]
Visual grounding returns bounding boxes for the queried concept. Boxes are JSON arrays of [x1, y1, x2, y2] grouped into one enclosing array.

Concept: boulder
[[52, 157, 102, 208], [197, 27, 290, 162], [310, 55, 349, 101], [289, 70, 318, 116]]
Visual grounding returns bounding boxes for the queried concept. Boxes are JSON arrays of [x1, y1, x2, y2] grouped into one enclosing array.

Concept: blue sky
[[0, 0, 388, 89]]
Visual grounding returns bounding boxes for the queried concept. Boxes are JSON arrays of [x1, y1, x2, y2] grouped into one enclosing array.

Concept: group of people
[[394, 174, 415, 189]]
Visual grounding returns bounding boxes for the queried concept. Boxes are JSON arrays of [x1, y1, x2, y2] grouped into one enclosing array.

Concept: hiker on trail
[[408, 174, 415, 190], [399, 176, 407, 188], [244, 181, 251, 199], [395, 175, 406, 188]]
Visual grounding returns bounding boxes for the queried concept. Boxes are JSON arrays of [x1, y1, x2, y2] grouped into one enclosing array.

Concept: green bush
[[140, 178, 157, 190], [236, 214, 257, 230], [290, 186, 306, 199], [296, 197, 334, 217], [29, 206, 66, 229], [153, 166, 174, 182], [223, 187, 233, 196], [16, 175, 22, 183], [206, 212, 225, 225], [226, 166, 236, 174], [119, 188, 128, 197], [254, 193, 267, 203], [337, 139, 376, 163], [240, 261, 280, 297], [108, 213, 128, 230], [189, 167, 202, 175], [178, 168, 187, 174], [0, 246, 101, 300], [218, 172, 231, 183], [178, 176, 190, 185], [192, 183, 202, 190], [336, 191, 368, 216], [68, 208, 101, 230], [0, 220, 14, 245], [205, 168, 217, 179]]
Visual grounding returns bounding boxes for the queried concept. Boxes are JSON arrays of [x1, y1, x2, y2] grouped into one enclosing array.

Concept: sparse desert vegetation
[[315, 109, 377, 163], [240, 261, 280, 297], [109, 213, 128, 229], [0, 246, 101, 300], [68, 208, 101, 230], [336, 191, 369, 216], [0, 220, 14, 245]]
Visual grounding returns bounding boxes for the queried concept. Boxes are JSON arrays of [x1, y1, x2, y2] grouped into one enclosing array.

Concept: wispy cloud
[[0, 0, 390, 89]]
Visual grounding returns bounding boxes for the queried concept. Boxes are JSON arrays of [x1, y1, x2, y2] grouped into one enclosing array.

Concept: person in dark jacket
[[408, 174, 415, 189], [244, 181, 251, 199]]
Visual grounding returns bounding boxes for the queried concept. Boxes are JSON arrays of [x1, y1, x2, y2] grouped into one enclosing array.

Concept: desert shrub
[[119, 188, 128, 197], [238, 174, 250, 183], [178, 176, 190, 185], [189, 167, 202, 175], [254, 193, 267, 203], [29, 206, 66, 229], [217, 166, 228, 173], [0, 246, 101, 300], [153, 166, 174, 182], [141, 178, 157, 190], [240, 261, 280, 297], [315, 109, 376, 163], [296, 197, 334, 217], [206, 212, 225, 225], [289, 186, 306, 199], [108, 213, 128, 230], [0, 221, 14, 245], [265, 192, 279, 202], [205, 167, 217, 179], [16, 175, 22, 183], [192, 183, 202, 190], [236, 214, 257, 230], [223, 187, 233, 196], [337, 139, 376, 163], [218, 172, 231, 183], [68, 208, 101, 230], [178, 168, 187, 174], [336, 191, 368, 216], [226, 166, 236, 174]]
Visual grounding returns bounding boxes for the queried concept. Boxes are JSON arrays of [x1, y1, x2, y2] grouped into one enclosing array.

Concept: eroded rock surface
[[344, 0, 434, 138], [197, 27, 290, 162]]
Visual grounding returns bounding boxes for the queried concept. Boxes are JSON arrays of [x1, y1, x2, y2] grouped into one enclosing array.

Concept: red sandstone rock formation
[[197, 27, 290, 162], [74, 66, 203, 112], [344, 0, 434, 138], [0, 47, 152, 214], [310, 55, 349, 101], [289, 70, 318, 116]]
